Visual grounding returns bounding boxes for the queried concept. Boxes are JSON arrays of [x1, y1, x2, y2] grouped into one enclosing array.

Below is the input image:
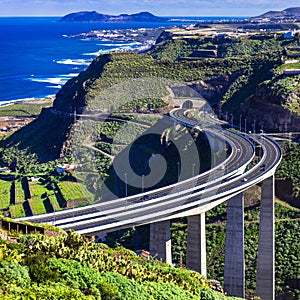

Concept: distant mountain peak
[[60, 11, 167, 22], [253, 6, 300, 19]]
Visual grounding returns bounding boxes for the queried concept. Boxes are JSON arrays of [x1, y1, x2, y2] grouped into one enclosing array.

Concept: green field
[[0, 176, 91, 218], [57, 181, 93, 202], [28, 198, 46, 215], [14, 180, 25, 203], [9, 203, 26, 218], [48, 194, 62, 211], [0, 100, 53, 117], [29, 182, 49, 200], [0, 180, 11, 209]]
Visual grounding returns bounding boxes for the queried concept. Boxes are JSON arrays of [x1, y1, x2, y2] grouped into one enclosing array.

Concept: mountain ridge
[[254, 7, 300, 19], [60, 11, 168, 22]]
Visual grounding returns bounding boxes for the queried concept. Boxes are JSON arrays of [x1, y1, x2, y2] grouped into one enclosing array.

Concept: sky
[[0, 0, 298, 17]]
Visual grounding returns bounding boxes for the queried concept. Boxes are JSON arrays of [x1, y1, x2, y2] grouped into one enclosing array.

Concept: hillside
[[0, 226, 242, 300], [2, 29, 299, 165], [60, 11, 167, 22], [1, 49, 279, 163], [254, 7, 300, 19]]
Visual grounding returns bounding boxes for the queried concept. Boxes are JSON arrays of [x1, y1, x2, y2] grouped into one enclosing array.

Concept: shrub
[[100, 272, 151, 300], [24, 252, 59, 284], [0, 282, 94, 300], [0, 261, 30, 288], [142, 281, 198, 299]]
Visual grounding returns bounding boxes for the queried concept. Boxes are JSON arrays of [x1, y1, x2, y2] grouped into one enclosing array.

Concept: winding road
[[17, 107, 282, 236]]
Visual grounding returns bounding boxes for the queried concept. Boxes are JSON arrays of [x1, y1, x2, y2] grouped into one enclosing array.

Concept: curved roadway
[[17, 108, 281, 236]]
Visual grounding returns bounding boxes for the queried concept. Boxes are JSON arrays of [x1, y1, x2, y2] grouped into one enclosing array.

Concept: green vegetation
[[279, 61, 300, 71], [217, 36, 289, 58], [1, 33, 295, 163], [0, 230, 241, 299], [14, 180, 25, 203], [0, 180, 11, 209], [52, 51, 281, 113], [0, 100, 53, 117], [0, 29, 298, 300], [276, 142, 300, 200], [150, 34, 292, 61], [259, 75, 300, 114], [28, 198, 46, 215], [109, 196, 299, 299], [221, 54, 280, 112], [57, 181, 92, 203], [0, 175, 94, 218], [0, 109, 74, 162], [9, 204, 26, 218], [267, 75, 300, 98], [48, 194, 61, 211]]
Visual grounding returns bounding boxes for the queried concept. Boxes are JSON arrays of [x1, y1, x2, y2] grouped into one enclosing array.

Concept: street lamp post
[[142, 175, 144, 193], [239, 115, 242, 132], [124, 173, 128, 208], [253, 120, 256, 134], [192, 163, 196, 177], [125, 173, 128, 198], [244, 118, 247, 134], [177, 162, 181, 193]]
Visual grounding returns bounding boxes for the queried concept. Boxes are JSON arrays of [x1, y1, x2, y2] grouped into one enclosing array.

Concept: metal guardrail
[[16, 108, 282, 236]]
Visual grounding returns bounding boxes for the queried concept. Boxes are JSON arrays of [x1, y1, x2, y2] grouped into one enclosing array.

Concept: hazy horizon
[[0, 0, 298, 17]]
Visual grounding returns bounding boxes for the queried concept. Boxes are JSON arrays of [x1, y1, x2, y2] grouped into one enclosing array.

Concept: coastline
[[0, 28, 159, 107], [0, 95, 55, 108]]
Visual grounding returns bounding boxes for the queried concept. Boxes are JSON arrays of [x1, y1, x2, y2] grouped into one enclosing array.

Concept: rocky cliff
[[241, 83, 300, 132]]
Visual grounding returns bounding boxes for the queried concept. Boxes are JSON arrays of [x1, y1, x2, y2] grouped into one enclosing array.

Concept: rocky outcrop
[[191, 78, 230, 104], [241, 85, 300, 132]]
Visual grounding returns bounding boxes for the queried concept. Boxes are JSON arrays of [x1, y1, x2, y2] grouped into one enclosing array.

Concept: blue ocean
[[0, 16, 245, 104]]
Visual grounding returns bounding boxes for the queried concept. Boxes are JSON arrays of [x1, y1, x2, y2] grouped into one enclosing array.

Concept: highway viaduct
[[17, 106, 282, 300]]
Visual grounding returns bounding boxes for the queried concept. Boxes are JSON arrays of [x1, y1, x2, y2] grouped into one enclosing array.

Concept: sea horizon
[[0, 16, 247, 104]]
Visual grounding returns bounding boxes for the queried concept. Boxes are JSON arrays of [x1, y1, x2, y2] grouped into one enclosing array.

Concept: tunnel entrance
[[181, 100, 193, 109]]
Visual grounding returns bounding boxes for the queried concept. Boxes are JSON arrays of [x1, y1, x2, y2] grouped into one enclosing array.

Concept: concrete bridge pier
[[149, 220, 172, 265], [256, 175, 275, 300], [186, 213, 207, 277], [224, 192, 245, 298]]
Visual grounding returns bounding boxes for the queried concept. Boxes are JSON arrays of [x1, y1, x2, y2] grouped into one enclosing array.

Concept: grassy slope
[[0, 108, 74, 162], [0, 50, 277, 163], [0, 100, 53, 117]]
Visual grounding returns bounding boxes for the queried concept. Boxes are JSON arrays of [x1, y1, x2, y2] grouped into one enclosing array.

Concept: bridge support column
[[256, 175, 275, 300], [224, 192, 245, 298], [186, 213, 206, 277], [149, 220, 172, 265]]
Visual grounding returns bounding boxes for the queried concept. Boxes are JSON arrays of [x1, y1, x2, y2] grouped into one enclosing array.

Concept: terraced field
[[57, 181, 93, 203], [0, 177, 90, 218], [0, 179, 11, 209]]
